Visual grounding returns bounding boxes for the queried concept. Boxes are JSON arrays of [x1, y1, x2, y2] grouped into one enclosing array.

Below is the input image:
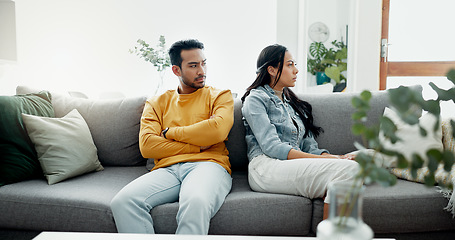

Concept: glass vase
[[317, 181, 373, 240]]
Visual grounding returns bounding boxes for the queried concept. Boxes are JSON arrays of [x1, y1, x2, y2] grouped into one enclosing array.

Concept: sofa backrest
[[16, 86, 147, 167], [226, 98, 249, 171], [300, 90, 390, 155]]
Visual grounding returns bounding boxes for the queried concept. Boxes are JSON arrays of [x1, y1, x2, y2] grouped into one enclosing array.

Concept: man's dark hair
[[168, 39, 204, 68]]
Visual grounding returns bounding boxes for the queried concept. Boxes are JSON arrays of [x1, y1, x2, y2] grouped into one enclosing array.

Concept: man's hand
[[200, 145, 212, 151]]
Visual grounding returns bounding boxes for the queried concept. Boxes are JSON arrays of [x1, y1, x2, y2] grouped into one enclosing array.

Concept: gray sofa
[[1, 85, 454, 240]]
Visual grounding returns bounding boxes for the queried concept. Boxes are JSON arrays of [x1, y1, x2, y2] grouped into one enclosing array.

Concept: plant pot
[[333, 82, 346, 92], [316, 72, 331, 85], [317, 181, 373, 240]]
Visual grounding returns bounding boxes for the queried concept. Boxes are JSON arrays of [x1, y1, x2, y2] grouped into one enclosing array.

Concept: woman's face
[[270, 51, 298, 90]]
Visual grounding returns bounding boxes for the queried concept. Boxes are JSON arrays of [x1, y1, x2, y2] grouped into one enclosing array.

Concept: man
[[110, 39, 234, 235]]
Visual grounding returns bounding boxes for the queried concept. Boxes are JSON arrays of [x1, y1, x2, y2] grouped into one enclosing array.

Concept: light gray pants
[[110, 161, 232, 234], [248, 154, 358, 203]]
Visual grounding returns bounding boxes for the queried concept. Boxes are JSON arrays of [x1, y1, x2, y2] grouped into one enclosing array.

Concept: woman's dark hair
[[168, 39, 204, 68], [241, 44, 323, 138]]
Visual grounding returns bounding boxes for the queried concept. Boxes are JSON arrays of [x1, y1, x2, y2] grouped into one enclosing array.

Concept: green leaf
[[352, 111, 367, 121], [411, 154, 424, 170], [451, 120, 455, 139], [429, 82, 455, 101], [376, 167, 397, 187], [360, 91, 372, 101], [352, 123, 366, 135], [397, 153, 409, 168], [325, 66, 341, 83], [335, 47, 348, 60], [309, 42, 328, 59], [355, 153, 368, 169], [424, 173, 436, 187], [380, 116, 398, 143], [321, 59, 336, 65], [400, 112, 420, 125], [422, 99, 441, 116], [442, 150, 455, 172], [337, 62, 348, 72], [419, 125, 427, 137], [426, 149, 441, 172], [447, 69, 455, 84]]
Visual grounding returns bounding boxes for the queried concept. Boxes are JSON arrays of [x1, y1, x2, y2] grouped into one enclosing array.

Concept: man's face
[[173, 48, 207, 94]]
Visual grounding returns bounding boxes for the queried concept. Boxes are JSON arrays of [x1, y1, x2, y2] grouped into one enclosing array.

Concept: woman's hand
[[341, 153, 356, 160], [321, 152, 355, 160]]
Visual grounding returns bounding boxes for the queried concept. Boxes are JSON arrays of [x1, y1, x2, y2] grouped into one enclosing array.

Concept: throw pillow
[[16, 86, 147, 166], [22, 109, 104, 184], [442, 117, 455, 154], [381, 107, 444, 183], [0, 92, 54, 186]]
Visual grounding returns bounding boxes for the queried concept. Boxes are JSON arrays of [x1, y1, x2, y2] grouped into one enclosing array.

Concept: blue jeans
[[110, 161, 232, 234]]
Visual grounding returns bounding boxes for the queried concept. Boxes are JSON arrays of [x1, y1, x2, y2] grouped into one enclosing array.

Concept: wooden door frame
[[379, 0, 455, 90]]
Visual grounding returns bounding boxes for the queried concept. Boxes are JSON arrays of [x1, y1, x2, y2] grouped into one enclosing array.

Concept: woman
[[241, 44, 358, 219]]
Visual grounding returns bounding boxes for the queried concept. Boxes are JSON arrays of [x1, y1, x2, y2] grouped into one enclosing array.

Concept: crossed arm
[[139, 91, 234, 160]]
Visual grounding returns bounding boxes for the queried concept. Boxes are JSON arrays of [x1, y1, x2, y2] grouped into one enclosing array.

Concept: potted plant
[[307, 40, 348, 91], [307, 42, 330, 85], [317, 69, 455, 239], [322, 40, 347, 92], [130, 35, 171, 96]]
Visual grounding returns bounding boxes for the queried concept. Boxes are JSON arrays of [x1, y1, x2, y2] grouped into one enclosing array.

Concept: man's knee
[[111, 191, 130, 213]]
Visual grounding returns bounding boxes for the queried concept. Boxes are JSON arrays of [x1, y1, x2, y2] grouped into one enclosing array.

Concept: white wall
[[1, 0, 277, 98], [0, 0, 384, 98]]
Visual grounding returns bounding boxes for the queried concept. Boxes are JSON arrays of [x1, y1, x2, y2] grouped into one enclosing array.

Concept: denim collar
[[262, 85, 290, 103]]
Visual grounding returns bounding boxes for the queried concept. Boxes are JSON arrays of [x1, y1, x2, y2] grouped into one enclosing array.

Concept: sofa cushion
[[0, 166, 148, 232], [16, 86, 147, 166], [311, 180, 455, 234], [0, 169, 313, 235], [0, 92, 54, 186], [21, 109, 104, 184], [151, 171, 313, 236]]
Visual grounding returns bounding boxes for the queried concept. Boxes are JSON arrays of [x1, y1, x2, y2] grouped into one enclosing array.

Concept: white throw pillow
[[22, 109, 104, 184], [378, 107, 443, 183]]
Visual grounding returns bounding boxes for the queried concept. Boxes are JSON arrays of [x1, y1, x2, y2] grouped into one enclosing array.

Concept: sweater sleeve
[[166, 90, 234, 146], [139, 99, 200, 159], [242, 92, 292, 160]]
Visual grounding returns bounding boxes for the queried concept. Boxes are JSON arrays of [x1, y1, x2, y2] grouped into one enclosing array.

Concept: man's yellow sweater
[[139, 86, 234, 174]]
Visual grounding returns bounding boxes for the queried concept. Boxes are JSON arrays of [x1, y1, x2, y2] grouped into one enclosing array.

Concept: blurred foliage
[[351, 69, 455, 188]]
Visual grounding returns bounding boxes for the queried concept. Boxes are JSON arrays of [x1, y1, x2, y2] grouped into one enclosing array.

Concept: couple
[[110, 39, 358, 234]]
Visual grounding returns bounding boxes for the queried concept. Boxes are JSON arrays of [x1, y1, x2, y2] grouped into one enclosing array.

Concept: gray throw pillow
[[22, 109, 104, 184]]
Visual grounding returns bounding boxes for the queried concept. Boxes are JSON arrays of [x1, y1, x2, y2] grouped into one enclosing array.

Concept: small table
[[33, 232, 315, 240], [33, 232, 396, 240]]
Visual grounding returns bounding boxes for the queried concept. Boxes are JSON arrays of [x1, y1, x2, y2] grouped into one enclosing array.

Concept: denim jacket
[[242, 85, 328, 161]]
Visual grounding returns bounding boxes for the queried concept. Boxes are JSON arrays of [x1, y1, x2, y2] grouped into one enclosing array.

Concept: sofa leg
[[323, 203, 329, 220]]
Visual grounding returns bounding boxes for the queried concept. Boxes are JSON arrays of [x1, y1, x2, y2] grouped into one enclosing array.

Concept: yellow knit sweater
[[139, 86, 234, 174]]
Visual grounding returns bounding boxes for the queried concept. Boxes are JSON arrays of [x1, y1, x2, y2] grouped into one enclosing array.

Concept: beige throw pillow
[[22, 109, 103, 184]]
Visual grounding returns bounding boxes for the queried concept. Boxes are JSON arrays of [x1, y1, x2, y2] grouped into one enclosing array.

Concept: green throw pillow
[[0, 91, 54, 186]]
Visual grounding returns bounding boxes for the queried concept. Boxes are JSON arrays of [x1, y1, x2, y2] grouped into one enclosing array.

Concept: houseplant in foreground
[[317, 69, 455, 239], [130, 35, 171, 95]]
